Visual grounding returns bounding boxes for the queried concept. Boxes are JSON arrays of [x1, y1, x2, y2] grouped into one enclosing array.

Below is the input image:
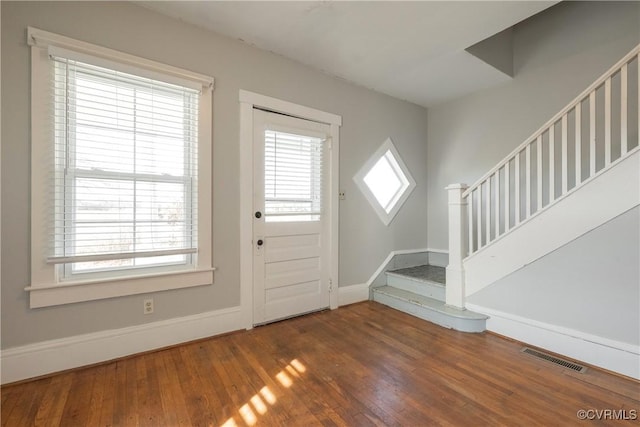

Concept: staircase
[[446, 44, 640, 304], [370, 45, 639, 352], [441, 44, 640, 378], [372, 265, 487, 333]]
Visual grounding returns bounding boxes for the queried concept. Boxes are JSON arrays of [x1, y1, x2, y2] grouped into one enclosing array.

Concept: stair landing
[[385, 265, 446, 301], [387, 264, 446, 284], [372, 264, 487, 333]]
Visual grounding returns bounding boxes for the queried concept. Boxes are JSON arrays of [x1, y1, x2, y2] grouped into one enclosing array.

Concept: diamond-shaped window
[[354, 138, 416, 225]]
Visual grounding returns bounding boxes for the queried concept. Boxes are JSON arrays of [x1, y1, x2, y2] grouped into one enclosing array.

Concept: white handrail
[[446, 45, 640, 309], [463, 44, 640, 199], [457, 44, 639, 258]]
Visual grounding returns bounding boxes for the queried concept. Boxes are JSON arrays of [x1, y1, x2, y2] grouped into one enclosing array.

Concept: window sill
[[25, 268, 215, 308]]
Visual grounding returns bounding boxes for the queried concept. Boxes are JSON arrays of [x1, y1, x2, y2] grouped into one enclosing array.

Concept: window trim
[[353, 138, 416, 226], [26, 28, 214, 308]]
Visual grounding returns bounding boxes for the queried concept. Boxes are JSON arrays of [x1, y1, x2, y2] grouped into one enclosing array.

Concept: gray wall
[[468, 207, 640, 346], [1, 1, 429, 348], [427, 1, 640, 250]]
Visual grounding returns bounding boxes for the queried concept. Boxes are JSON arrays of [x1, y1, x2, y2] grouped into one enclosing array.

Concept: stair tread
[[373, 286, 487, 320], [386, 264, 446, 285]]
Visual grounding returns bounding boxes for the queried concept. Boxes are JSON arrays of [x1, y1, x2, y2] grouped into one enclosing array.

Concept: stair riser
[[386, 275, 445, 302], [373, 292, 486, 333]]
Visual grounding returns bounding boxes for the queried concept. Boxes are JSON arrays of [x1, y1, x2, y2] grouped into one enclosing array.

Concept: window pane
[[264, 130, 323, 222], [73, 223, 134, 257], [136, 89, 187, 137], [53, 57, 199, 276], [72, 258, 133, 273], [354, 138, 416, 225], [135, 254, 186, 266], [72, 254, 187, 272], [73, 72, 135, 132], [74, 125, 135, 173], [136, 133, 185, 176], [74, 178, 134, 222], [135, 222, 187, 251], [136, 182, 186, 222], [363, 151, 403, 212]]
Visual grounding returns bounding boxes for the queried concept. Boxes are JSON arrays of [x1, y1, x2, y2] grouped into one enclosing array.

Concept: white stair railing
[[446, 44, 640, 309]]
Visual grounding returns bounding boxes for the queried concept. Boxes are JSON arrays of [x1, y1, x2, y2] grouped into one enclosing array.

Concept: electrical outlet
[[143, 298, 154, 315], [339, 190, 346, 200]]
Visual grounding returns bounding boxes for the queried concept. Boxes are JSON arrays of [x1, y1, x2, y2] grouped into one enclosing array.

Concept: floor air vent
[[521, 347, 587, 373]]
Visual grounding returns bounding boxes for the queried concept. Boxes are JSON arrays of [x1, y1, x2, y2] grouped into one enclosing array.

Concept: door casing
[[239, 90, 341, 328]]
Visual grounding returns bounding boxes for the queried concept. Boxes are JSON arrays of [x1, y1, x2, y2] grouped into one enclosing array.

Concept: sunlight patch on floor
[[290, 358, 306, 373], [239, 404, 257, 426], [250, 395, 268, 415], [285, 365, 300, 378], [220, 418, 238, 427], [260, 385, 276, 405], [275, 371, 293, 388], [221, 359, 307, 426]]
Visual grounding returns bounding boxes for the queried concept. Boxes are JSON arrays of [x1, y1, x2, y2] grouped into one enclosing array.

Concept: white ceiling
[[139, 1, 556, 107]]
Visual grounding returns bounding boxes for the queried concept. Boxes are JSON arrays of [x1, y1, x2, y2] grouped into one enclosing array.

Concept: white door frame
[[239, 90, 341, 329]]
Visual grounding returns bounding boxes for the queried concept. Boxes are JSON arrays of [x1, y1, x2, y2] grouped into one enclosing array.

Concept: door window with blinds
[[264, 129, 324, 222], [51, 56, 198, 279], [28, 27, 214, 307]]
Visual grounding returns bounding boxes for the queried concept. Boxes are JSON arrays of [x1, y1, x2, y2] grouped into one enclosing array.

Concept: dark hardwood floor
[[2, 301, 639, 426]]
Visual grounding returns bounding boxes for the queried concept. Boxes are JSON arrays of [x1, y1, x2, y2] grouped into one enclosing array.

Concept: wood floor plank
[[223, 334, 296, 425], [58, 368, 96, 427], [84, 365, 107, 427], [281, 314, 429, 426], [2, 381, 39, 426], [111, 360, 129, 427], [97, 362, 116, 427], [170, 346, 215, 426], [138, 354, 167, 427], [190, 344, 224, 413], [564, 368, 640, 401], [182, 344, 222, 426], [2, 301, 639, 426], [231, 330, 323, 426], [236, 326, 351, 426], [157, 350, 192, 427], [34, 375, 75, 426], [121, 356, 140, 426], [0, 386, 19, 421]]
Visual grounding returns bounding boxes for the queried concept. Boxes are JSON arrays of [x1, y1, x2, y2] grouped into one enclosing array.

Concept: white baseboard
[[467, 304, 640, 380], [426, 247, 448, 254], [0, 306, 244, 385], [338, 283, 369, 306], [366, 247, 431, 288]]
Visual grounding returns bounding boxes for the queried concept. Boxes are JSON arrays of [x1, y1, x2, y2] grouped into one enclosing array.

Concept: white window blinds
[[264, 130, 324, 222], [48, 54, 199, 271]]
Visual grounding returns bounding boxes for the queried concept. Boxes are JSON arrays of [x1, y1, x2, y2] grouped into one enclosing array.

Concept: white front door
[[252, 109, 331, 325]]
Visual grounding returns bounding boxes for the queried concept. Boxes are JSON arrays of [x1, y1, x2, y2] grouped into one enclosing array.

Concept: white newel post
[[446, 184, 468, 310]]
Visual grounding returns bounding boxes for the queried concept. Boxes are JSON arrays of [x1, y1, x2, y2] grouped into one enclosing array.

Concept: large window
[[52, 56, 199, 278], [28, 28, 214, 307]]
